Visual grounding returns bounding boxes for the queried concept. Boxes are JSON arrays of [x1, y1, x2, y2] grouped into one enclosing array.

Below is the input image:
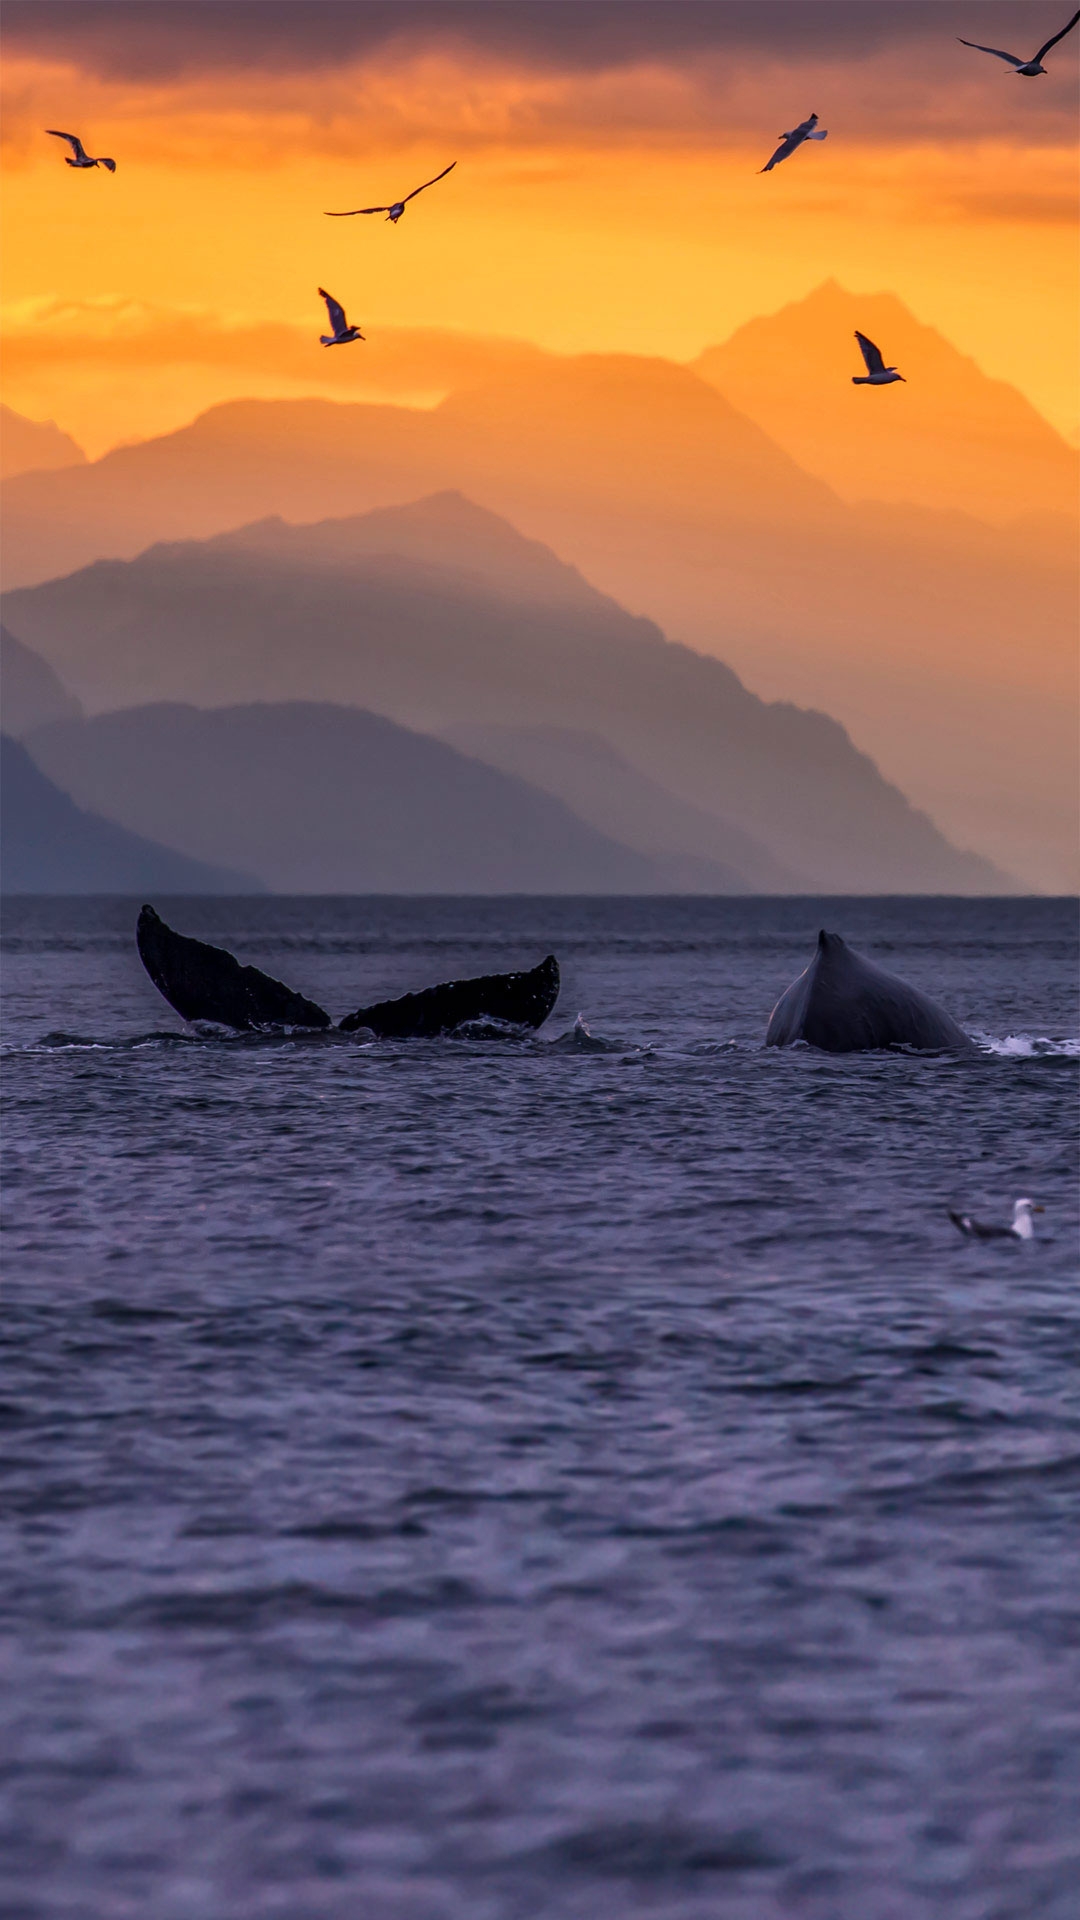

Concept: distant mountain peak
[[694, 282, 1077, 526], [200, 490, 610, 612], [1, 405, 86, 482]]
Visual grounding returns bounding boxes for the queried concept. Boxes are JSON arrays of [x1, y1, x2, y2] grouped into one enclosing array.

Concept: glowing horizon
[[2, 3, 1077, 456]]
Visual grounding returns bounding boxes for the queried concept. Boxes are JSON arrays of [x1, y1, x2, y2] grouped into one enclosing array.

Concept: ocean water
[[2, 894, 1078, 1920]]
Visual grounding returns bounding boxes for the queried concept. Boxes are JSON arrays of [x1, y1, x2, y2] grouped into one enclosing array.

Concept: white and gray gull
[[948, 1198, 1045, 1241], [46, 130, 116, 171], [325, 161, 456, 223], [760, 112, 828, 173], [852, 331, 905, 386], [317, 289, 364, 347], [958, 7, 1079, 75]]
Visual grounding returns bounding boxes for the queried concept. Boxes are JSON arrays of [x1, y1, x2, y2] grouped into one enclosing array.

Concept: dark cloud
[[2, 1, 1056, 82]]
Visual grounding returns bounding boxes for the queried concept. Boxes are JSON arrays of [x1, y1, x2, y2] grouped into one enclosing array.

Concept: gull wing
[[1034, 7, 1080, 61], [760, 132, 801, 172], [957, 37, 1025, 65], [318, 287, 347, 333], [47, 129, 88, 159], [98, 157, 117, 172], [948, 1207, 1016, 1240], [855, 330, 886, 376], [401, 161, 457, 204], [324, 205, 388, 216]]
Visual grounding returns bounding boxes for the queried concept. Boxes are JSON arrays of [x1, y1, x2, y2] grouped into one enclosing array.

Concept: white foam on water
[[976, 1034, 1080, 1059]]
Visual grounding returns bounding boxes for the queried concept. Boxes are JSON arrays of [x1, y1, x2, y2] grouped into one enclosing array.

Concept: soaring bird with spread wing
[[760, 113, 828, 173], [958, 8, 1079, 75], [317, 289, 364, 346], [851, 331, 905, 386], [325, 162, 456, 223], [47, 130, 116, 171]]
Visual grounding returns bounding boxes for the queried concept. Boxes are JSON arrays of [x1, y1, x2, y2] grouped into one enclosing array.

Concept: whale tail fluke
[[136, 905, 333, 1031]]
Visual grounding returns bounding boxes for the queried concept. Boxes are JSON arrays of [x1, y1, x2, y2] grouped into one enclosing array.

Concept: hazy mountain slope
[[430, 368, 1073, 889], [1, 733, 256, 894], [214, 490, 604, 611], [440, 722, 797, 892], [7, 500, 1011, 894], [1, 625, 82, 736], [0, 394, 430, 588], [1, 406, 86, 483], [1, 361, 1071, 884], [0, 359, 834, 592], [22, 703, 684, 895], [693, 282, 1078, 526]]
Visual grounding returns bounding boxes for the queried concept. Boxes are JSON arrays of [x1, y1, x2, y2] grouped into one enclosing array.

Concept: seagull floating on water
[[760, 112, 828, 173], [958, 7, 1079, 75], [317, 288, 364, 347], [325, 161, 456, 223], [852, 331, 905, 386], [948, 1197, 1045, 1241], [46, 130, 116, 171]]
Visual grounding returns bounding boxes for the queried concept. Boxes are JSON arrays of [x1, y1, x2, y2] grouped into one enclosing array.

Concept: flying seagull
[[325, 161, 456, 222], [760, 112, 828, 173], [46, 130, 116, 171], [958, 7, 1079, 74], [852, 331, 905, 386], [948, 1197, 1045, 1240], [318, 288, 364, 346]]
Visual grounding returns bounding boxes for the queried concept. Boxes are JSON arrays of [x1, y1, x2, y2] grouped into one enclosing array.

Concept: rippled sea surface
[[2, 895, 1078, 1920]]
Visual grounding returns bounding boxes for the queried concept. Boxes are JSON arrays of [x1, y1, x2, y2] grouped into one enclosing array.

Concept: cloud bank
[[4, 0, 1077, 153]]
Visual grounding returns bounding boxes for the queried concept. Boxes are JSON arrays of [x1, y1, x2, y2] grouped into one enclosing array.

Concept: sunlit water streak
[[2, 895, 1077, 1920]]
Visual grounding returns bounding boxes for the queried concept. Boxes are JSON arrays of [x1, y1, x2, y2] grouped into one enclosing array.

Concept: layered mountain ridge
[[22, 700, 742, 896], [1, 732, 258, 894], [6, 497, 1010, 894], [2, 290, 1073, 886]]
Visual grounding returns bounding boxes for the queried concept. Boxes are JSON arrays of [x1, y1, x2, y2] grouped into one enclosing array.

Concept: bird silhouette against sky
[[46, 129, 116, 171], [760, 113, 828, 173], [851, 331, 905, 386], [325, 161, 456, 223], [958, 7, 1079, 74], [948, 1198, 1045, 1240], [317, 289, 364, 346]]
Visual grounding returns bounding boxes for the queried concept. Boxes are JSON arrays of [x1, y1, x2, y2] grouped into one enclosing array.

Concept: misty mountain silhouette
[[23, 701, 710, 894], [439, 721, 799, 892], [2, 623, 83, 735], [2, 348, 1072, 884], [694, 281, 1078, 526], [0, 355, 832, 590], [1, 732, 256, 893], [9, 496, 1011, 893], [1, 405, 86, 483]]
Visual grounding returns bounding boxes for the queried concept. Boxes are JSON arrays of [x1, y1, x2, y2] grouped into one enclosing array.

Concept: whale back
[[766, 930, 974, 1053]]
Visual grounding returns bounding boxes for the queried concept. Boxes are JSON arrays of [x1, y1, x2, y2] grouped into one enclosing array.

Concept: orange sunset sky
[[2, 0, 1078, 456]]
